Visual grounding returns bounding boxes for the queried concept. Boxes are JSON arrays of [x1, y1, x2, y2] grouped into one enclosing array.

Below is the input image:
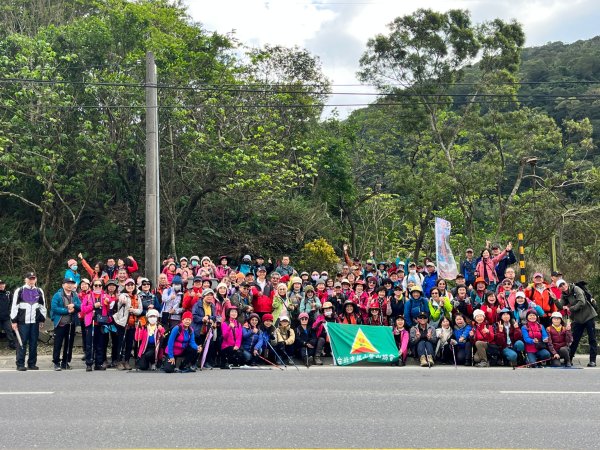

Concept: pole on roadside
[[550, 234, 557, 272], [145, 51, 160, 285], [518, 232, 526, 284]]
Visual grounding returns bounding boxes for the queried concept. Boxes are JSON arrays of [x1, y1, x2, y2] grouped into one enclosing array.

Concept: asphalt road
[[1, 364, 599, 449]]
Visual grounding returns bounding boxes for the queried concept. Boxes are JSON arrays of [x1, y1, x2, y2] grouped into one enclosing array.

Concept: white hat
[[243, 254, 251, 261], [515, 291, 526, 299], [473, 309, 485, 318], [279, 316, 290, 322], [556, 279, 567, 287], [146, 309, 159, 318], [551, 311, 563, 320]]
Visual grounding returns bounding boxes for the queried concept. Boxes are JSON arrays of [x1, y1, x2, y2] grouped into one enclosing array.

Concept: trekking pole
[[14, 326, 23, 349], [257, 353, 284, 370], [423, 345, 432, 369], [305, 347, 310, 369], [513, 357, 553, 370], [266, 341, 287, 369], [65, 321, 74, 368], [451, 343, 457, 369], [281, 348, 300, 372]]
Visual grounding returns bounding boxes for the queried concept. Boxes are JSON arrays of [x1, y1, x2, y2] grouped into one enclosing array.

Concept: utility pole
[[145, 51, 160, 285]]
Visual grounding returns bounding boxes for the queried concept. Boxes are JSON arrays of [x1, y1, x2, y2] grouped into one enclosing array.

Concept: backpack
[[575, 281, 597, 309]]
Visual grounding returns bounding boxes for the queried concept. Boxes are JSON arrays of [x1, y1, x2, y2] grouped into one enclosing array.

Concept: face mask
[[173, 284, 181, 292], [71, 265, 78, 271], [191, 261, 198, 267], [410, 270, 416, 274], [148, 317, 157, 325], [324, 311, 332, 317], [311, 275, 319, 281]]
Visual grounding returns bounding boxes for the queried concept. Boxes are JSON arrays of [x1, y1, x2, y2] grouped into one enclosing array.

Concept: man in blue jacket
[[460, 248, 477, 287], [422, 262, 438, 298], [50, 277, 81, 371]]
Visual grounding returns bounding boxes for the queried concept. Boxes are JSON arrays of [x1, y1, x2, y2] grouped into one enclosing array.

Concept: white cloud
[[183, 0, 600, 118]]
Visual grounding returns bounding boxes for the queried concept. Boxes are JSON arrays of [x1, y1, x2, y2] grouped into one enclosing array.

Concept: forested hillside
[[0, 1, 599, 291]]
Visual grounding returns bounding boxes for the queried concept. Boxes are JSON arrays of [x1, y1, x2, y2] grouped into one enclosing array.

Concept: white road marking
[[500, 391, 600, 394], [0, 392, 54, 395]]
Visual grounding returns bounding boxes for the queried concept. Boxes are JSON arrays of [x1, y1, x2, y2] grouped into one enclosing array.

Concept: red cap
[[182, 311, 193, 321], [262, 313, 274, 322]]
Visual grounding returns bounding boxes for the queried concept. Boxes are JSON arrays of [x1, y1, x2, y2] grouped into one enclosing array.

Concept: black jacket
[[0, 290, 11, 320]]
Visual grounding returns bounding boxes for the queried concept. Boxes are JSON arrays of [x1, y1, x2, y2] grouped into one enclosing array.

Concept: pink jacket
[[475, 250, 507, 284], [214, 265, 231, 281], [221, 320, 242, 349], [135, 325, 165, 360], [80, 291, 111, 327]]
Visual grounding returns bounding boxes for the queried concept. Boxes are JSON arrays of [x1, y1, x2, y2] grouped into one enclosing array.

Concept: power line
[[1, 77, 600, 99]]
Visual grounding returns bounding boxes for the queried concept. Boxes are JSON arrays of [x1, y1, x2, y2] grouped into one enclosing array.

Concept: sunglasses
[[142, 282, 151, 286], [93, 284, 103, 287], [300, 318, 309, 321]]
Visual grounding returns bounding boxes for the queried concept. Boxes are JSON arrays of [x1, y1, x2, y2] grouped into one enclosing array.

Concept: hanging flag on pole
[[325, 323, 399, 366], [435, 217, 458, 280]]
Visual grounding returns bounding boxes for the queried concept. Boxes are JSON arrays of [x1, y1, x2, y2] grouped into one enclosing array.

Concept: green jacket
[[556, 284, 597, 324]]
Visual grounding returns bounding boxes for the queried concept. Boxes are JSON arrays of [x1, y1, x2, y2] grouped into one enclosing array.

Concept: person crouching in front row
[[135, 309, 165, 371], [164, 311, 200, 373]]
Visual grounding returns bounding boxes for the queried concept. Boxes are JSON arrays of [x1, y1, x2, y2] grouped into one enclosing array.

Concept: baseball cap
[[551, 271, 562, 277], [533, 272, 544, 279], [25, 272, 36, 279], [63, 277, 76, 284]]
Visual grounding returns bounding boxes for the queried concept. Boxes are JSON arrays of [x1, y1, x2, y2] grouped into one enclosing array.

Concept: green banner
[[326, 323, 399, 365]]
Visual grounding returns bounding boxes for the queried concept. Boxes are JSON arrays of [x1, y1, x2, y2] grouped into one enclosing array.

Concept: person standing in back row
[[11, 272, 47, 371], [556, 278, 597, 367], [0, 279, 16, 350]]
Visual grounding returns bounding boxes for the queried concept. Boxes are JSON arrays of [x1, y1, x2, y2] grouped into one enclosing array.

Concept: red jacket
[[546, 325, 573, 354], [471, 322, 495, 343], [495, 323, 523, 349], [182, 288, 203, 311], [251, 286, 274, 314], [481, 304, 501, 325], [525, 284, 556, 316]]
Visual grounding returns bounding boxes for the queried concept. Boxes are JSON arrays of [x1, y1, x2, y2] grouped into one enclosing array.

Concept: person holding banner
[[410, 312, 437, 367]]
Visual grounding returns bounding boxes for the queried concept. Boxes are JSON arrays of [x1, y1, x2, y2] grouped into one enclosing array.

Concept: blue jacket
[[460, 259, 477, 285], [422, 272, 438, 297], [166, 325, 198, 358], [404, 297, 430, 327], [452, 325, 472, 347], [50, 289, 81, 327], [242, 327, 264, 353], [191, 301, 207, 338], [495, 250, 516, 282], [64, 269, 81, 287]]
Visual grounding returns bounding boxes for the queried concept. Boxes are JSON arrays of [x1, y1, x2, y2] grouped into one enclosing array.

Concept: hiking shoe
[[116, 362, 125, 371], [313, 356, 323, 365], [61, 363, 71, 370], [53, 364, 61, 371], [420, 355, 428, 367], [123, 361, 132, 370], [94, 365, 106, 371], [86, 365, 93, 372], [588, 362, 596, 367], [27, 365, 39, 370], [566, 361, 572, 367], [476, 361, 489, 368], [179, 367, 193, 373], [426, 355, 435, 366], [16, 366, 27, 372]]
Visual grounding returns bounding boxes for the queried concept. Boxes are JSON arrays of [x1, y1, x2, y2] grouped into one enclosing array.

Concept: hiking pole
[[424, 345, 432, 369], [14, 326, 23, 350], [65, 321, 73, 368], [305, 347, 310, 369], [281, 348, 300, 372], [513, 357, 553, 370], [451, 343, 457, 369], [267, 341, 287, 369], [257, 353, 284, 370]]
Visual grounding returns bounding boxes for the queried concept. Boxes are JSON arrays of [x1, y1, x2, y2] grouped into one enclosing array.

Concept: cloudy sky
[[184, 0, 600, 117]]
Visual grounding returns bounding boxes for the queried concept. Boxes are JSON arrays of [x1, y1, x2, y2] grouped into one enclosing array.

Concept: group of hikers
[[1, 241, 597, 372]]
